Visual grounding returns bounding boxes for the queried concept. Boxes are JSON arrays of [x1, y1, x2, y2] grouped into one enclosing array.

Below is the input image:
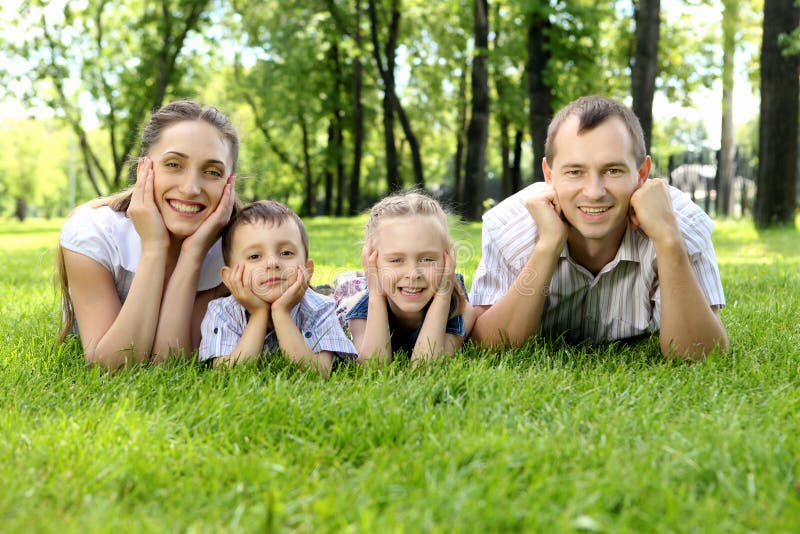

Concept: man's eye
[[564, 169, 581, 177], [606, 168, 624, 176]]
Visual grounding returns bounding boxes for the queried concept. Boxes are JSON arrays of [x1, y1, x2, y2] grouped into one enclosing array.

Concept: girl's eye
[[280, 250, 295, 257], [421, 257, 436, 263], [388, 258, 402, 264]]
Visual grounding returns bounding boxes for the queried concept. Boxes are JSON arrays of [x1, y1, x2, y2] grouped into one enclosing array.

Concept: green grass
[[0, 215, 798, 532]]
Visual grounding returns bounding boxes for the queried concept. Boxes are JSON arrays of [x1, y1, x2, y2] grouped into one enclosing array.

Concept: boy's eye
[[280, 250, 295, 257], [248, 254, 261, 261], [388, 258, 402, 264], [421, 257, 436, 263]]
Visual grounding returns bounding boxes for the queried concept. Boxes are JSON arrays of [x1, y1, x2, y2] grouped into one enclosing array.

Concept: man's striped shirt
[[469, 183, 725, 342]]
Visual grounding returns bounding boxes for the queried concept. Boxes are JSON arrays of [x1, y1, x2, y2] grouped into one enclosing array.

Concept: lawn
[[0, 214, 798, 532]]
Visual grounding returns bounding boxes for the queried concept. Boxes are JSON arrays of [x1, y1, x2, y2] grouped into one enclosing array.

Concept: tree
[[631, 0, 661, 153], [754, 0, 799, 227], [525, 4, 552, 183], [2, 0, 213, 196], [717, 0, 740, 216], [463, 0, 490, 220]]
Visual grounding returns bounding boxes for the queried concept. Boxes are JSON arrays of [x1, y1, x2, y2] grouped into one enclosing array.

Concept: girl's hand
[[224, 263, 268, 315], [182, 174, 236, 258], [435, 247, 457, 301], [272, 265, 309, 315], [127, 157, 168, 250], [361, 241, 386, 297]]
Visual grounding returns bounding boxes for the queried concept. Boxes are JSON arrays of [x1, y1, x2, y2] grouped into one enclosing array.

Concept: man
[[470, 96, 728, 359]]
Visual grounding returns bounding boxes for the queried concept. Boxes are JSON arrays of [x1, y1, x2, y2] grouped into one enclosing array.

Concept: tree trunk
[[512, 129, 523, 193], [717, 0, 739, 216], [631, 0, 660, 154], [526, 10, 552, 183], [463, 0, 490, 221], [301, 116, 315, 216], [369, 0, 402, 193], [349, 0, 364, 215], [454, 65, 468, 213], [754, 0, 800, 227], [324, 123, 335, 216], [392, 93, 425, 189], [500, 113, 512, 200]]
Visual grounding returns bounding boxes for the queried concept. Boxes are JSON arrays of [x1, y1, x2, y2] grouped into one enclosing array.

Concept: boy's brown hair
[[222, 200, 309, 265]]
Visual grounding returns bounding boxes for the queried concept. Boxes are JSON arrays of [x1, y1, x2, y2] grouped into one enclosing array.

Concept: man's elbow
[[660, 332, 729, 361]]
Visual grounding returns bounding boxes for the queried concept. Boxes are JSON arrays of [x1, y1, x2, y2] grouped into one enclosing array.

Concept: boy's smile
[[224, 219, 312, 304]]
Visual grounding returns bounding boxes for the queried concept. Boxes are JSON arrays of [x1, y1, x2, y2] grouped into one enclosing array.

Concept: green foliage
[[1, 215, 799, 530]]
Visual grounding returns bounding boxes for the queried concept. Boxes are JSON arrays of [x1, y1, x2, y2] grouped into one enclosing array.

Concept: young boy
[[199, 200, 357, 376]]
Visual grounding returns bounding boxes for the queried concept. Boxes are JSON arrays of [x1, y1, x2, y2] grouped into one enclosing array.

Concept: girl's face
[[148, 120, 233, 239], [374, 214, 449, 323]]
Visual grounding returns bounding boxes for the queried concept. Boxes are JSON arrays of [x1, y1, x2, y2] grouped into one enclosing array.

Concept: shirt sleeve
[[301, 296, 358, 361], [198, 297, 247, 361], [469, 214, 520, 306], [59, 206, 118, 273]]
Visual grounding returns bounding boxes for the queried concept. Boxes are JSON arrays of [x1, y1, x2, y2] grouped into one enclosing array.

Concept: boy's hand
[[629, 178, 680, 243], [223, 263, 269, 315], [524, 184, 568, 250], [272, 265, 309, 315], [361, 241, 386, 297], [181, 174, 236, 259], [128, 157, 169, 250]]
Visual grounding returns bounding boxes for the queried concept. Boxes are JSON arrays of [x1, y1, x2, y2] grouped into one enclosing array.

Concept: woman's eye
[[205, 168, 223, 178], [165, 161, 180, 169]]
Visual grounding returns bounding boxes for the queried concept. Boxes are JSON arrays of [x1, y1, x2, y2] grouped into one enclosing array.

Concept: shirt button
[[213, 327, 218, 334], [304, 331, 312, 338]]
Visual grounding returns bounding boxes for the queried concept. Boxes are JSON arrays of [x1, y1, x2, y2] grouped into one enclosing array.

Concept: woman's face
[[147, 120, 233, 239]]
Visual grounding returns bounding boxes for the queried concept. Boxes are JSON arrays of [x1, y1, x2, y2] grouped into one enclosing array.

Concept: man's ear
[[637, 155, 651, 186], [220, 266, 233, 290], [542, 157, 553, 184], [305, 259, 315, 280]]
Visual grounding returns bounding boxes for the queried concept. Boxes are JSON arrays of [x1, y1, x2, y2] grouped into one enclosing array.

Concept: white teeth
[[169, 200, 202, 214], [581, 207, 609, 214], [401, 288, 424, 294]]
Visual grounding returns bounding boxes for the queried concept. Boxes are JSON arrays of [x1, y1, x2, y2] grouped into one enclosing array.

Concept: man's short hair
[[222, 200, 309, 265], [544, 95, 647, 166]]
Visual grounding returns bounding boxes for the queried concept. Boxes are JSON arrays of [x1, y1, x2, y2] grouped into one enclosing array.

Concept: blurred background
[[0, 0, 797, 227]]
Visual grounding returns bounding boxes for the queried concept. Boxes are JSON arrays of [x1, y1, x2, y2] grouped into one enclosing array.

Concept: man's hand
[[629, 178, 680, 243], [524, 184, 569, 250]]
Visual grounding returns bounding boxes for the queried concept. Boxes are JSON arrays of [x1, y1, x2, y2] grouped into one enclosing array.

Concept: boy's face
[[223, 219, 312, 304], [543, 115, 649, 249]]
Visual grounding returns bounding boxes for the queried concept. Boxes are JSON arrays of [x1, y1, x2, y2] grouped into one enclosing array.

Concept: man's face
[[543, 115, 649, 250]]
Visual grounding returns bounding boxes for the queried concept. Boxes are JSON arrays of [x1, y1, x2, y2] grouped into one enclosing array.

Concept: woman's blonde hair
[[57, 100, 240, 341], [365, 190, 467, 315]]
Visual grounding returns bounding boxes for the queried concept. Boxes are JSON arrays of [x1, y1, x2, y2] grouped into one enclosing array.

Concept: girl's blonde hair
[[57, 100, 240, 342], [365, 190, 467, 315]]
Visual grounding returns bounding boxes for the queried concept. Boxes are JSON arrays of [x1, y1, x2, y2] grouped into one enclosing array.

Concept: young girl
[[57, 100, 239, 369], [335, 191, 475, 365]]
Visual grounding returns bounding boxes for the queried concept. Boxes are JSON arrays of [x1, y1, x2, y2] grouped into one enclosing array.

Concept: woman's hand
[[127, 157, 168, 251], [182, 174, 236, 259], [361, 241, 386, 298]]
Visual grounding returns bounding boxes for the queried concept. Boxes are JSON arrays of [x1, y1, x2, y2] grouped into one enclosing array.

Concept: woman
[[58, 100, 239, 369]]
